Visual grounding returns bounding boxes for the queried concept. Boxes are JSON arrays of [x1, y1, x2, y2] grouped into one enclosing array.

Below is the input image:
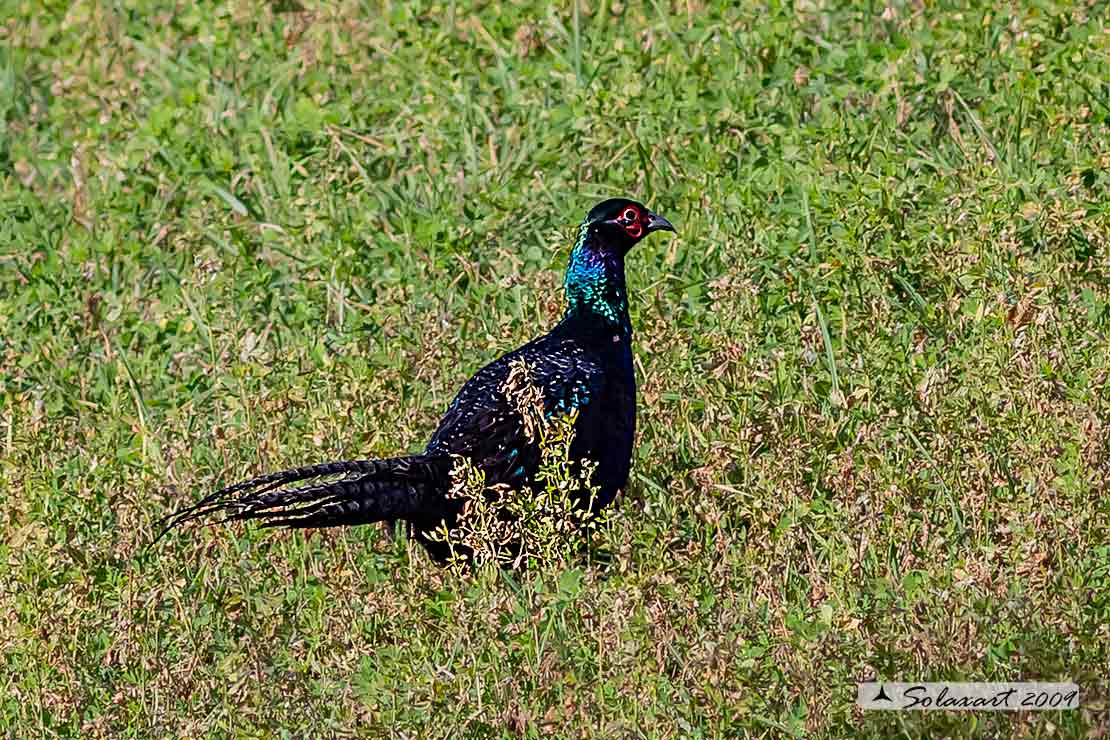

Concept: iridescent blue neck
[[562, 222, 631, 334]]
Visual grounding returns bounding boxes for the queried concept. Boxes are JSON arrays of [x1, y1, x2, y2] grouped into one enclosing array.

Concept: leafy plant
[[429, 360, 608, 572]]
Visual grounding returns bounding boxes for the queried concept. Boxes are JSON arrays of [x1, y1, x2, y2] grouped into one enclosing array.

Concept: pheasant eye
[[623, 208, 637, 221]]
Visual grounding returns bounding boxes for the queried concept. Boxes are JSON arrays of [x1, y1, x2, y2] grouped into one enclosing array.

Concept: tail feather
[[252, 484, 421, 529], [153, 455, 447, 545]]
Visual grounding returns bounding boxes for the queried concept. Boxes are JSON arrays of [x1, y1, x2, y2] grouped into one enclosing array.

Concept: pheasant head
[[563, 198, 675, 331]]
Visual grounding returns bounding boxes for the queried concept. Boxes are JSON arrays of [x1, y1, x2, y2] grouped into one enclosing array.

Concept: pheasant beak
[[645, 212, 676, 233]]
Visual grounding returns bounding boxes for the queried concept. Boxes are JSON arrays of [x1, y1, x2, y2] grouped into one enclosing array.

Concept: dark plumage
[[157, 198, 675, 560]]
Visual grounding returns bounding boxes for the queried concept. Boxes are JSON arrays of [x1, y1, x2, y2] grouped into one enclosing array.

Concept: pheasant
[[157, 198, 675, 560]]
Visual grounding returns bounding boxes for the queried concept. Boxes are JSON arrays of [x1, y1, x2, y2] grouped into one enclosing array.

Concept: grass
[[2, 0, 1109, 736]]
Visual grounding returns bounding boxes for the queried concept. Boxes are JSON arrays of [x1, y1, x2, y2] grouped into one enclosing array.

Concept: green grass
[[2, 0, 1109, 736]]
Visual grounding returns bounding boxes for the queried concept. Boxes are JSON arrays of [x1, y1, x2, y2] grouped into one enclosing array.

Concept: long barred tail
[[153, 455, 448, 545]]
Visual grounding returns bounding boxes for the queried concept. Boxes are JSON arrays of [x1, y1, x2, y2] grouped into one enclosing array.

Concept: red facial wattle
[[619, 206, 644, 238]]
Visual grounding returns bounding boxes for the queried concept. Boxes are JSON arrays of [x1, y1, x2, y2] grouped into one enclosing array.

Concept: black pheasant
[[157, 198, 675, 560]]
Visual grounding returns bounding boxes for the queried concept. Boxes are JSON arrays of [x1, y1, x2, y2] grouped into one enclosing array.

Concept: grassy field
[[3, 0, 1109, 736]]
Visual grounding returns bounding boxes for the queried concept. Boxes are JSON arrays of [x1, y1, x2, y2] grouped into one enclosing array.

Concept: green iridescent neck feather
[[562, 222, 631, 334]]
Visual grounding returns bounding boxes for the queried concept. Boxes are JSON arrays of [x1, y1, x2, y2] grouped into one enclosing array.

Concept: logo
[[856, 683, 1080, 711]]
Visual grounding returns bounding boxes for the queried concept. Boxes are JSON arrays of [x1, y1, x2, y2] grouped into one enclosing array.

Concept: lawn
[[2, 0, 1108, 736]]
